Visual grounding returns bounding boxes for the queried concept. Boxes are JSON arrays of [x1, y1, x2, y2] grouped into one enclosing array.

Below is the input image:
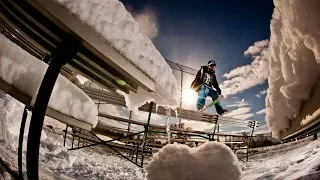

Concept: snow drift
[[266, 0, 320, 138], [0, 34, 98, 127], [53, 0, 178, 110], [146, 142, 242, 180]]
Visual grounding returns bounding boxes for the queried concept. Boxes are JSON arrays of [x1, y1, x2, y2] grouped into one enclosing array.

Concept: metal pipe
[[18, 106, 29, 179], [26, 37, 80, 179]]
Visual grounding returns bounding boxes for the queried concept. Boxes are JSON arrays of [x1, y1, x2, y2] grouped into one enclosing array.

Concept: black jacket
[[190, 66, 221, 94]]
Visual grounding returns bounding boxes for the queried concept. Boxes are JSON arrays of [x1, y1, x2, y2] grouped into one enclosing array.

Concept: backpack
[[190, 66, 207, 92]]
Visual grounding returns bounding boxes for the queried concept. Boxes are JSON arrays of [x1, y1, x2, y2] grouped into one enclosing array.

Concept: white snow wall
[[266, 0, 320, 138]]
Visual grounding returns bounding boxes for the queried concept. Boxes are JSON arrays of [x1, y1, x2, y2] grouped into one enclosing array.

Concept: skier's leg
[[208, 88, 224, 114], [196, 85, 209, 110]]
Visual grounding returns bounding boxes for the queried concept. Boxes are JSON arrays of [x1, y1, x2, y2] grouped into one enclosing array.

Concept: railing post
[[140, 102, 153, 167], [63, 124, 68, 147], [26, 37, 80, 179]]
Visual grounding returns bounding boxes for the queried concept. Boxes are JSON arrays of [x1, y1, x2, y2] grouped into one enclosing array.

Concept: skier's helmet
[[208, 60, 216, 67]]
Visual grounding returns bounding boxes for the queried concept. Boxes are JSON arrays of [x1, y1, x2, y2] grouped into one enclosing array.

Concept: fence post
[[141, 102, 153, 167]]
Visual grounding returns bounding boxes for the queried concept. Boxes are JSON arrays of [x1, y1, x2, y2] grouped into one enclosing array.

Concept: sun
[[182, 88, 198, 105]]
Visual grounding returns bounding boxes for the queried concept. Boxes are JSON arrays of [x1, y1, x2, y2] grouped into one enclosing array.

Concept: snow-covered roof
[[0, 34, 98, 127]]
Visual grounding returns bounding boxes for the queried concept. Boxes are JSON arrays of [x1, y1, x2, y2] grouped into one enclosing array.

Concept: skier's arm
[[212, 74, 221, 95]]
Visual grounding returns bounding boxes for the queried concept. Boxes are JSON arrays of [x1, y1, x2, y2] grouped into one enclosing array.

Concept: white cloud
[[225, 107, 252, 117], [244, 40, 269, 56], [256, 90, 267, 98], [226, 99, 251, 108], [132, 8, 159, 39], [220, 40, 269, 97], [181, 120, 215, 132], [232, 113, 254, 120], [256, 108, 266, 115]]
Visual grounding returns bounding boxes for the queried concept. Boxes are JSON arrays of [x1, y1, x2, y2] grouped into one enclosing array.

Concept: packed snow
[[0, 34, 98, 127], [266, 0, 320, 138], [146, 142, 242, 180], [242, 138, 320, 180], [53, 0, 178, 111]]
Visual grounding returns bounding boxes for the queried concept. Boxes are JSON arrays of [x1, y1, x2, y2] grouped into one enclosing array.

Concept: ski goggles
[[208, 62, 216, 67]]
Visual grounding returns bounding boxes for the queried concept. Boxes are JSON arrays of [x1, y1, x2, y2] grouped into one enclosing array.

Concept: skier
[[190, 60, 228, 115]]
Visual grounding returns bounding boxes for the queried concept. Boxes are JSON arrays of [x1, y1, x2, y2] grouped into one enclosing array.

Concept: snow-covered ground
[[242, 138, 320, 180], [2, 86, 320, 179], [0, 91, 144, 180]]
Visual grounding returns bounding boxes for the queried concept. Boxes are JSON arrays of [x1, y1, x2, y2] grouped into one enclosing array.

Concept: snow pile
[[0, 34, 98, 127], [266, 0, 320, 138], [0, 91, 47, 151], [242, 139, 320, 180], [53, 0, 178, 110], [146, 142, 242, 180], [0, 172, 11, 180]]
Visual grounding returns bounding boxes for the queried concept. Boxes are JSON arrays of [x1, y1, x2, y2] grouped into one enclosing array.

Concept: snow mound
[[266, 0, 320, 138], [0, 34, 98, 127], [53, 0, 178, 110], [146, 142, 242, 180]]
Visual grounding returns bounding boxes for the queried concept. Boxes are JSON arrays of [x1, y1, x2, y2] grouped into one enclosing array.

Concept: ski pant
[[196, 85, 224, 114]]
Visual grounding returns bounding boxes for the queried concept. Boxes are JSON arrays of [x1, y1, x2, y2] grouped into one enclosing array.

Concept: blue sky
[[120, 0, 274, 133]]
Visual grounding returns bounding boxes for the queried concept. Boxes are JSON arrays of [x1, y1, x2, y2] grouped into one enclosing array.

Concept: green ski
[[199, 95, 224, 112]]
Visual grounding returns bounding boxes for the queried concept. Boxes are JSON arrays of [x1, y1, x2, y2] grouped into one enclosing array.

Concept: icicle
[[165, 107, 171, 144], [156, 104, 159, 114], [175, 108, 178, 118]]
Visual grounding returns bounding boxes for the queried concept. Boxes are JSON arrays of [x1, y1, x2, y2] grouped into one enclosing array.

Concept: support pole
[[211, 119, 219, 141], [26, 37, 80, 179], [179, 66, 183, 127], [217, 124, 220, 141], [63, 124, 68, 147], [126, 111, 132, 146], [18, 106, 29, 179], [140, 102, 153, 167], [71, 131, 75, 149]]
